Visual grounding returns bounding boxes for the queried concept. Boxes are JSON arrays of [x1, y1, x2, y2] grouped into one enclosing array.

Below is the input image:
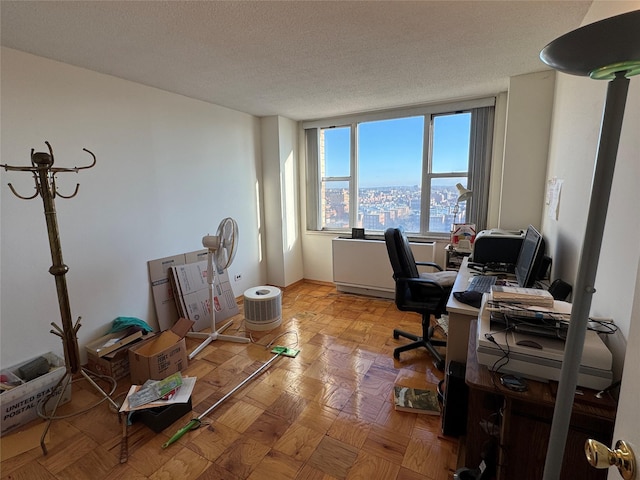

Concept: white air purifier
[[243, 286, 282, 331]]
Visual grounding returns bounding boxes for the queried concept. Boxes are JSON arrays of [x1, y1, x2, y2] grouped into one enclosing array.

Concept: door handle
[[585, 439, 636, 480]]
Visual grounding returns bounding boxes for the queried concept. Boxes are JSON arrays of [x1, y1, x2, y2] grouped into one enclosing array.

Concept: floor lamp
[[539, 10, 640, 480]]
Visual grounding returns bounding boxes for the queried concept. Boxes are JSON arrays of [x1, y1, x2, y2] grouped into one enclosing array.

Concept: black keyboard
[[467, 275, 497, 293]]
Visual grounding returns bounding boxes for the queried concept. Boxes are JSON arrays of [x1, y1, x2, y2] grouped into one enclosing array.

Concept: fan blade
[[213, 218, 238, 270]]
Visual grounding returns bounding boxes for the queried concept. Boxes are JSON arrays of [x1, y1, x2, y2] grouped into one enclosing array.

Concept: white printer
[[476, 296, 613, 390]]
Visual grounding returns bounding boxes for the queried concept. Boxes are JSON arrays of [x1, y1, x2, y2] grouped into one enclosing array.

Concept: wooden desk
[[445, 257, 480, 365], [464, 319, 616, 480]]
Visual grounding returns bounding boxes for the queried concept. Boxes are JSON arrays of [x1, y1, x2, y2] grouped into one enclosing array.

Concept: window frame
[[304, 97, 495, 237]]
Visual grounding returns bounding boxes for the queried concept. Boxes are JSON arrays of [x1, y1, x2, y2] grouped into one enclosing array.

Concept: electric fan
[[187, 217, 249, 359]]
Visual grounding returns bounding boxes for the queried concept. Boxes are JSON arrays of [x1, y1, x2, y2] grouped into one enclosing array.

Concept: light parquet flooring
[[1, 281, 458, 480]]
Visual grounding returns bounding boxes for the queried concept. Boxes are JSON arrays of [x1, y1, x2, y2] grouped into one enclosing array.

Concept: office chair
[[384, 227, 456, 370]]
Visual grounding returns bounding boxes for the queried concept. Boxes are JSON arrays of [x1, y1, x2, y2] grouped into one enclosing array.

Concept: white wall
[[499, 70, 556, 231], [0, 48, 265, 367], [261, 116, 304, 287], [542, 1, 640, 377]]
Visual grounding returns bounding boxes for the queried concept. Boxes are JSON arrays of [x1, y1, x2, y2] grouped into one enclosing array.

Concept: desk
[[465, 319, 616, 480], [445, 257, 480, 365]]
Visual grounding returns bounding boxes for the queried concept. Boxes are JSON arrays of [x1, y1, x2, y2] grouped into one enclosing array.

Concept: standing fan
[[187, 217, 249, 359]]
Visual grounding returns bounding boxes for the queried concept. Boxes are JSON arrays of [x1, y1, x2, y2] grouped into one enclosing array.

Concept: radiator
[[332, 237, 436, 298]]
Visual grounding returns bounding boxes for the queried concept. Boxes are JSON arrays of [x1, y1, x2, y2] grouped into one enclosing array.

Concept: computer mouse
[[516, 339, 543, 349]]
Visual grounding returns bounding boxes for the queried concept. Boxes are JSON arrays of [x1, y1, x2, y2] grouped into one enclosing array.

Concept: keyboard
[[467, 275, 497, 293]]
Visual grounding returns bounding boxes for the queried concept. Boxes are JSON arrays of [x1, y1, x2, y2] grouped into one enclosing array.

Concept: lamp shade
[[455, 183, 472, 203], [540, 9, 640, 79]]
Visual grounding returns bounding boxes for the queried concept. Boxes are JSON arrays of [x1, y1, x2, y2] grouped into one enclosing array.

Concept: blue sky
[[324, 113, 471, 188]]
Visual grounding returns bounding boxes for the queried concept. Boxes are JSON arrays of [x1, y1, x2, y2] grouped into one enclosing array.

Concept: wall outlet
[[234, 274, 242, 282]]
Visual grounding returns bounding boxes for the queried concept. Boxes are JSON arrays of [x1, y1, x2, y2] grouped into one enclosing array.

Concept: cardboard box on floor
[[85, 329, 147, 381], [148, 249, 238, 332], [87, 346, 131, 381], [147, 254, 192, 330], [169, 260, 239, 332], [128, 317, 194, 384], [0, 352, 72, 436]]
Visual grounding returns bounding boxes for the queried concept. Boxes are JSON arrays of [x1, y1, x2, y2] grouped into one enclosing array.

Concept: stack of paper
[[491, 286, 554, 308], [120, 376, 196, 412]]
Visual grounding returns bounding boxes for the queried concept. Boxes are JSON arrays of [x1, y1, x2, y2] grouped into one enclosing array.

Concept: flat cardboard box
[[172, 261, 208, 296], [85, 330, 144, 358], [0, 352, 72, 436], [148, 253, 188, 331], [169, 261, 239, 332], [185, 250, 208, 264], [128, 318, 194, 384], [149, 249, 239, 333], [182, 288, 211, 332], [169, 261, 209, 328], [147, 249, 208, 331]]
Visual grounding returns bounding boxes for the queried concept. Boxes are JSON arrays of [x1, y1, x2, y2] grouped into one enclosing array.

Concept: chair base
[[393, 327, 446, 371]]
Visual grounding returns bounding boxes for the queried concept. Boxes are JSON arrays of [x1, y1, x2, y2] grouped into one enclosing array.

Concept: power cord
[[484, 324, 514, 390], [250, 330, 299, 350]]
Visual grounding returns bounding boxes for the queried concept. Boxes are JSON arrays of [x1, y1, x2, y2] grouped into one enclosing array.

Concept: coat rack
[[1, 142, 120, 454]]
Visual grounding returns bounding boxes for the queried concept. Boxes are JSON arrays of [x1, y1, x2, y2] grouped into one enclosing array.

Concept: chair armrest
[[415, 261, 444, 271], [397, 276, 447, 294]]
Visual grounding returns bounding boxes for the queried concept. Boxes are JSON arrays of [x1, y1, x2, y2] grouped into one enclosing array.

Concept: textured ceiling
[[1, 1, 592, 121]]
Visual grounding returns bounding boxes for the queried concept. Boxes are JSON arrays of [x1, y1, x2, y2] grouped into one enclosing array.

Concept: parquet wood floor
[[1, 281, 459, 480]]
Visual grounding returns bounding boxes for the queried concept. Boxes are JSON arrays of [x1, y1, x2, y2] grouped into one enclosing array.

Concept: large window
[[305, 98, 495, 236]]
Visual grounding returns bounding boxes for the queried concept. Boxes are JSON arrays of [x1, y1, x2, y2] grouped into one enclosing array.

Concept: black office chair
[[384, 227, 456, 370]]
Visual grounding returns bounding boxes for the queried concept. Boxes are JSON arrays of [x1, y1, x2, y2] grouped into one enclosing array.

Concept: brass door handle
[[585, 439, 636, 480]]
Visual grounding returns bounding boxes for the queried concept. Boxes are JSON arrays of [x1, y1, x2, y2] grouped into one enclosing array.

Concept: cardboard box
[[169, 260, 239, 332], [147, 249, 209, 331], [148, 253, 189, 332], [85, 330, 144, 358], [128, 318, 194, 384], [451, 223, 476, 250], [0, 352, 72, 436], [169, 260, 209, 330], [86, 337, 145, 381], [182, 288, 211, 331]]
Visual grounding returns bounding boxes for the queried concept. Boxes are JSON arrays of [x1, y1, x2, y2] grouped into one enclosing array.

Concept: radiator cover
[[331, 237, 436, 298]]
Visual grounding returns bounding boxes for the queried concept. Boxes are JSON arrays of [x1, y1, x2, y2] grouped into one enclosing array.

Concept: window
[[305, 98, 495, 236]]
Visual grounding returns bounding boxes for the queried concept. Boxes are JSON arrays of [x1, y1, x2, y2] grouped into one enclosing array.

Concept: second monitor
[[514, 225, 547, 288]]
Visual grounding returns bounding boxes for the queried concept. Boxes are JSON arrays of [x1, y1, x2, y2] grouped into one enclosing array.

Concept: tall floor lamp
[[539, 10, 640, 480]]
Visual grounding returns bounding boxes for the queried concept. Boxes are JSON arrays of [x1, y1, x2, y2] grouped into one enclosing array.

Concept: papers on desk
[[490, 286, 554, 307], [119, 376, 196, 412], [487, 297, 572, 322]]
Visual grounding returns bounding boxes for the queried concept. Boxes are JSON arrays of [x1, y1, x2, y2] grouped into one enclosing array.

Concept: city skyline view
[[321, 112, 472, 233], [324, 183, 468, 233]]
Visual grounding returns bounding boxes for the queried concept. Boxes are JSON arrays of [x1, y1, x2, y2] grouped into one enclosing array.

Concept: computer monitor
[[515, 225, 546, 288]]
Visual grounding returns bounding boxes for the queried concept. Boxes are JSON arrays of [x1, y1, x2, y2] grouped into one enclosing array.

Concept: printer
[[476, 298, 613, 390], [471, 228, 524, 265]]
